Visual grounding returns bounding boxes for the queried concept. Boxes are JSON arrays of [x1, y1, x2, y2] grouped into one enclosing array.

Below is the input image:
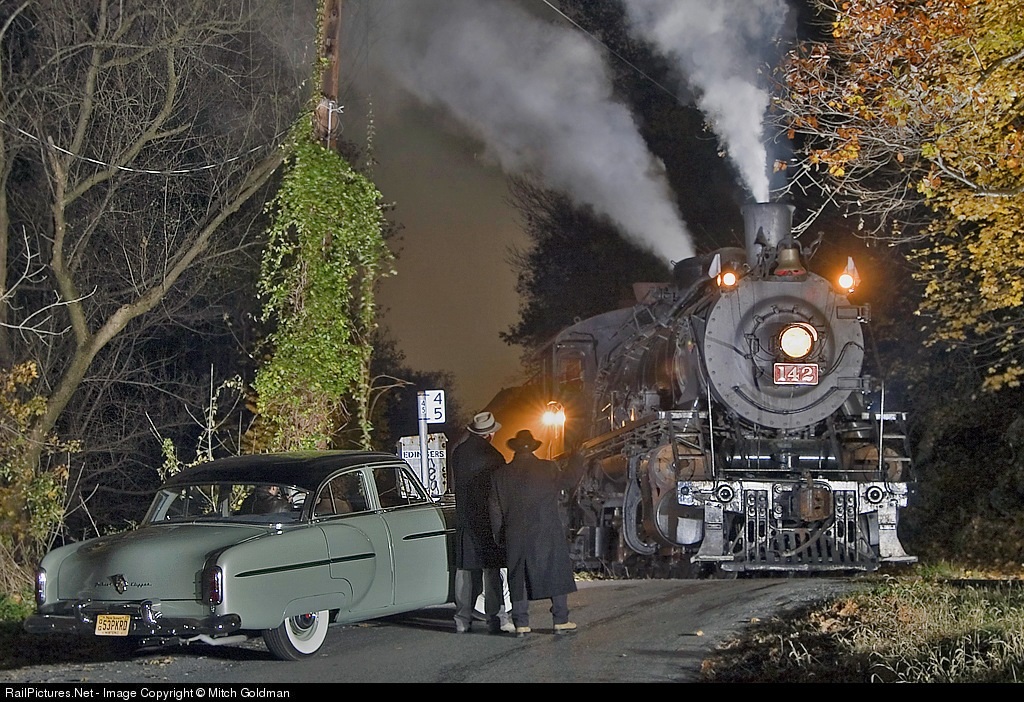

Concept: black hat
[[506, 429, 542, 453]]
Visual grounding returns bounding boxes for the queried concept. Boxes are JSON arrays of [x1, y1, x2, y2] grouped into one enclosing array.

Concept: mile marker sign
[[418, 389, 446, 424]]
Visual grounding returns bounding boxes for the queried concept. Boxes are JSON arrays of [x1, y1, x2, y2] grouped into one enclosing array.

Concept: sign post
[[413, 390, 446, 496]]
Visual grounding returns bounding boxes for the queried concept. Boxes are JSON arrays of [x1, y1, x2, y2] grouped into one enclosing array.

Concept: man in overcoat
[[489, 429, 578, 636], [451, 411, 507, 633]]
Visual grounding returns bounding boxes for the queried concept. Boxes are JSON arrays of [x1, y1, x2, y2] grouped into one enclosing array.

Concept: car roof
[[160, 451, 407, 492]]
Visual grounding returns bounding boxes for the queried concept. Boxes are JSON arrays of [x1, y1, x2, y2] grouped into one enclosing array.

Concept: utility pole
[[314, 0, 344, 151]]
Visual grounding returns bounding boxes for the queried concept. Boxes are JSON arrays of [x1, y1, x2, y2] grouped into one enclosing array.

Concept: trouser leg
[[500, 567, 512, 613], [454, 569, 483, 627], [482, 568, 503, 627], [550, 594, 569, 625], [510, 598, 530, 628]]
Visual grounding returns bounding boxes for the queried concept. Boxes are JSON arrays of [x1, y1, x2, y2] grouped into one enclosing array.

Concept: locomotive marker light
[[708, 252, 738, 288], [838, 256, 861, 293]]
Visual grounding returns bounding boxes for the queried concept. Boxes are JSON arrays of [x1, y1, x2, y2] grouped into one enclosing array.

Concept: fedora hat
[[467, 411, 501, 435], [506, 429, 542, 453]]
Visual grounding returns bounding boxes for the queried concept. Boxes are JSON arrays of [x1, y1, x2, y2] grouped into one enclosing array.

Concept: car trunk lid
[[56, 523, 269, 602]]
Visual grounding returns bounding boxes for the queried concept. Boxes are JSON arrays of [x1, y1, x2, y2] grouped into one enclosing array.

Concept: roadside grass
[[701, 563, 1024, 683]]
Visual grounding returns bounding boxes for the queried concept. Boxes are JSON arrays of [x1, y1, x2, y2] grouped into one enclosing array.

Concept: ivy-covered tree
[[774, 0, 1024, 390], [253, 132, 391, 451]]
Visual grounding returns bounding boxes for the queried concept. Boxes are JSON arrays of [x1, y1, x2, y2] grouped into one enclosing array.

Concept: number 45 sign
[[417, 389, 446, 424]]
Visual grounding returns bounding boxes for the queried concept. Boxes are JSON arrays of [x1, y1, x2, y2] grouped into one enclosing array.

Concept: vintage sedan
[[24, 451, 455, 660]]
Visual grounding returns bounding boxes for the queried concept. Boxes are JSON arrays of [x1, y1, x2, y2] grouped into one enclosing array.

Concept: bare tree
[[0, 1, 309, 483]]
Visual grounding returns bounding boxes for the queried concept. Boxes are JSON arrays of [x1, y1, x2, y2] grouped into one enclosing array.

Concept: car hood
[[54, 523, 270, 602]]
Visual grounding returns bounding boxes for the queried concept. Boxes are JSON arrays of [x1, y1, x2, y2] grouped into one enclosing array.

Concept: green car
[[25, 451, 455, 660]]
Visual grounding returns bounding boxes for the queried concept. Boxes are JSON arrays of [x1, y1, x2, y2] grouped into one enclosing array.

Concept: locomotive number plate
[[774, 363, 819, 385], [95, 614, 131, 636]]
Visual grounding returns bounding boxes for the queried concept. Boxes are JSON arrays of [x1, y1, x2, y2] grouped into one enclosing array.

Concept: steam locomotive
[[486, 203, 915, 576]]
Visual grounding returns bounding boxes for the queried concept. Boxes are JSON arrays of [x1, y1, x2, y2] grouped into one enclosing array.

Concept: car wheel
[[262, 610, 330, 661]]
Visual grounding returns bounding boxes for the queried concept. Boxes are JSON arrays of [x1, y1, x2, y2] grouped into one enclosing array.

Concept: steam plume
[[621, 0, 790, 203], [351, 0, 694, 262]]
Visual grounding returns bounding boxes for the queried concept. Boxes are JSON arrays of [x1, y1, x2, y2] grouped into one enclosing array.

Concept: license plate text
[[95, 614, 131, 637]]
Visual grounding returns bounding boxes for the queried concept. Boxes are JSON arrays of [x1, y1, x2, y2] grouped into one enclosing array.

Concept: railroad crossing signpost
[[409, 390, 446, 497]]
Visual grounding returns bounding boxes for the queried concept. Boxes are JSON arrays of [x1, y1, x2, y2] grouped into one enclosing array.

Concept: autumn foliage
[[0, 362, 76, 590], [775, 0, 1024, 389]]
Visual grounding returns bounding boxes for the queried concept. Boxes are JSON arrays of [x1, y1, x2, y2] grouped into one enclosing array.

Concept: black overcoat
[[451, 432, 506, 570], [489, 450, 576, 601]]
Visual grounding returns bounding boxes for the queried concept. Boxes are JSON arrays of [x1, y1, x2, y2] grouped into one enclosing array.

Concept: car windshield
[[144, 482, 310, 525]]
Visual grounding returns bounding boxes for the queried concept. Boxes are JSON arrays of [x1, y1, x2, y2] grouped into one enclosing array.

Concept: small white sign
[[398, 434, 448, 497], [418, 389, 446, 424]]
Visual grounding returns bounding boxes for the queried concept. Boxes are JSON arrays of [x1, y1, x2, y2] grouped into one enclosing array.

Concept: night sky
[[365, 104, 530, 414], [338, 0, 793, 416]]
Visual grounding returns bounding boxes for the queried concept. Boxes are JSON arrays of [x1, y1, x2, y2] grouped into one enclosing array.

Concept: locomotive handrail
[[580, 410, 705, 454]]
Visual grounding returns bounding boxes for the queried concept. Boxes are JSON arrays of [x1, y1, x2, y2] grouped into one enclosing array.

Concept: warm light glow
[[838, 256, 860, 293], [779, 323, 817, 360], [542, 402, 565, 427], [720, 270, 737, 287]]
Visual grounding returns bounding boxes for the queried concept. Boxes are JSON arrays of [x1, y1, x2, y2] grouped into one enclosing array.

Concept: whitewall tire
[[262, 610, 330, 660]]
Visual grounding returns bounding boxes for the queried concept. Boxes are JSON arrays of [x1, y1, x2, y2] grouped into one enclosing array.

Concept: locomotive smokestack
[[742, 202, 795, 267]]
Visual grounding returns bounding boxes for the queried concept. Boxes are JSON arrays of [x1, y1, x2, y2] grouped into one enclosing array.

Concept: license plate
[[95, 614, 131, 637], [774, 363, 819, 385]]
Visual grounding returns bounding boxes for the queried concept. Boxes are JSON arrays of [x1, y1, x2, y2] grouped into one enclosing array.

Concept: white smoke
[[352, 0, 695, 262], [621, 0, 790, 203]]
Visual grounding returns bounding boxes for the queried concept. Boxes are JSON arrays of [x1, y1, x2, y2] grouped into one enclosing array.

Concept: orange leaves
[[776, 0, 1024, 391], [805, 127, 862, 177]]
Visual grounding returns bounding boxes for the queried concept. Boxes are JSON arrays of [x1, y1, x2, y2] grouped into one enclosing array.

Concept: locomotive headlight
[[779, 323, 817, 360], [719, 270, 737, 288]]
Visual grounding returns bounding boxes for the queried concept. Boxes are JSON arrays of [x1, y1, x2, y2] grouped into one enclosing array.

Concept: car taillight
[[35, 568, 46, 607], [202, 565, 223, 605]]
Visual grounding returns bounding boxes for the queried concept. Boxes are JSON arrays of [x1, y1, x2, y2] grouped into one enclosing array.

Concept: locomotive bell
[[773, 243, 806, 277]]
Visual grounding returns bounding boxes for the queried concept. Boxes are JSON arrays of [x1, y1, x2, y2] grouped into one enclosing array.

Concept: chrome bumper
[[24, 599, 242, 639]]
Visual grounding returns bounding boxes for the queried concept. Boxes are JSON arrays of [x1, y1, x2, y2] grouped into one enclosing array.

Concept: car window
[[237, 484, 291, 516], [313, 472, 370, 517], [372, 465, 428, 508], [151, 484, 226, 521], [145, 483, 307, 524]]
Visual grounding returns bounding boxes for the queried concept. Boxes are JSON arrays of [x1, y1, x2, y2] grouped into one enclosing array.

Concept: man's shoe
[[553, 622, 578, 634], [455, 620, 471, 634], [500, 620, 516, 634], [515, 626, 532, 638]]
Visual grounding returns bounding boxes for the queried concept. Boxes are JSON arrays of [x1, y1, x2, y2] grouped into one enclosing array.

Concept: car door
[[314, 469, 394, 613], [370, 463, 450, 608]]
